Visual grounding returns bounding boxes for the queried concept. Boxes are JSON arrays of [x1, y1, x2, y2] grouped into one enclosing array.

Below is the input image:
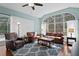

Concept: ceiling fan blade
[[22, 4, 28, 7], [31, 6, 35, 10], [34, 3, 43, 6]]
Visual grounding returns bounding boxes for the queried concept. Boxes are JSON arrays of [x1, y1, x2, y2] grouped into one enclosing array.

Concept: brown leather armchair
[[26, 32, 35, 43], [5, 32, 25, 51]]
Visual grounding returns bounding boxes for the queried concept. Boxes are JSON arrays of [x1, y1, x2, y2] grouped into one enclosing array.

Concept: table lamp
[[68, 28, 74, 37]]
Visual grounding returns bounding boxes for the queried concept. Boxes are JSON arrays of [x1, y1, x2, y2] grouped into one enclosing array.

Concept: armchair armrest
[[6, 40, 16, 50], [16, 37, 23, 40]]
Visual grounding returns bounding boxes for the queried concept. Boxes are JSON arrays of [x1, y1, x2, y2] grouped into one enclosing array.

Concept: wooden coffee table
[[38, 37, 53, 47]]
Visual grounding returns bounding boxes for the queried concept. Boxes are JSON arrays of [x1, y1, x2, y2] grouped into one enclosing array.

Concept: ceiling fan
[[22, 3, 43, 10]]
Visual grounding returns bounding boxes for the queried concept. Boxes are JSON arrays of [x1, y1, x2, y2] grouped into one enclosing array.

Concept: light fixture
[[17, 22, 21, 37], [17, 22, 20, 25], [68, 28, 74, 37], [28, 3, 34, 6]]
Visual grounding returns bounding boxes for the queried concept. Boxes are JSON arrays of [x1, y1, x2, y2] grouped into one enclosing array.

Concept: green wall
[[34, 19, 41, 34]]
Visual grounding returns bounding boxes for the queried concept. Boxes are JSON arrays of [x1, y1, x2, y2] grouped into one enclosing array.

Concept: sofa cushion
[[56, 32, 63, 37], [46, 32, 53, 36], [10, 33, 17, 40], [53, 37, 61, 39], [46, 32, 63, 38], [52, 32, 57, 36]]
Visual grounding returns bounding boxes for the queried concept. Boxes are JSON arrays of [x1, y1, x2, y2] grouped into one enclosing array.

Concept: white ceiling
[[0, 3, 79, 18]]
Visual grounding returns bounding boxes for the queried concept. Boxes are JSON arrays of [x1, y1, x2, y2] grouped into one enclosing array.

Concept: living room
[[0, 2, 79, 56]]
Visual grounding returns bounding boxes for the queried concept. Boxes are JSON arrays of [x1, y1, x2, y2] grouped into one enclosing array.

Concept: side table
[[67, 37, 76, 46]]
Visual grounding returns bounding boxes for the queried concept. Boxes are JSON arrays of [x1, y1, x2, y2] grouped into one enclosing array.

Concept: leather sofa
[[46, 32, 64, 44], [5, 32, 25, 51]]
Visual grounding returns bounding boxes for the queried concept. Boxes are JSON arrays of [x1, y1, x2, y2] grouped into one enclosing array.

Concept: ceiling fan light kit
[[28, 3, 34, 6], [22, 3, 43, 10]]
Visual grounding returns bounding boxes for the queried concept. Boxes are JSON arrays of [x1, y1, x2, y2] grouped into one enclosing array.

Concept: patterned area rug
[[13, 42, 63, 56]]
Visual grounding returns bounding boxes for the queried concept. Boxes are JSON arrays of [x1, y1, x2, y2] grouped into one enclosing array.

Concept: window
[[0, 15, 10, 34], [55, 15, 63, 22], [56, 23, 63, 32], [48, 24, 54, 32], [42, 13, 75, 36], [48, 17, 54, 23], [64, 13, 75, 21]]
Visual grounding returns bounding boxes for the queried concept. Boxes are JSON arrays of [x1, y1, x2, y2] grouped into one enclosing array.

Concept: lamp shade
[[68, 28, 74, 32], [17, 22, 20, 25]]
